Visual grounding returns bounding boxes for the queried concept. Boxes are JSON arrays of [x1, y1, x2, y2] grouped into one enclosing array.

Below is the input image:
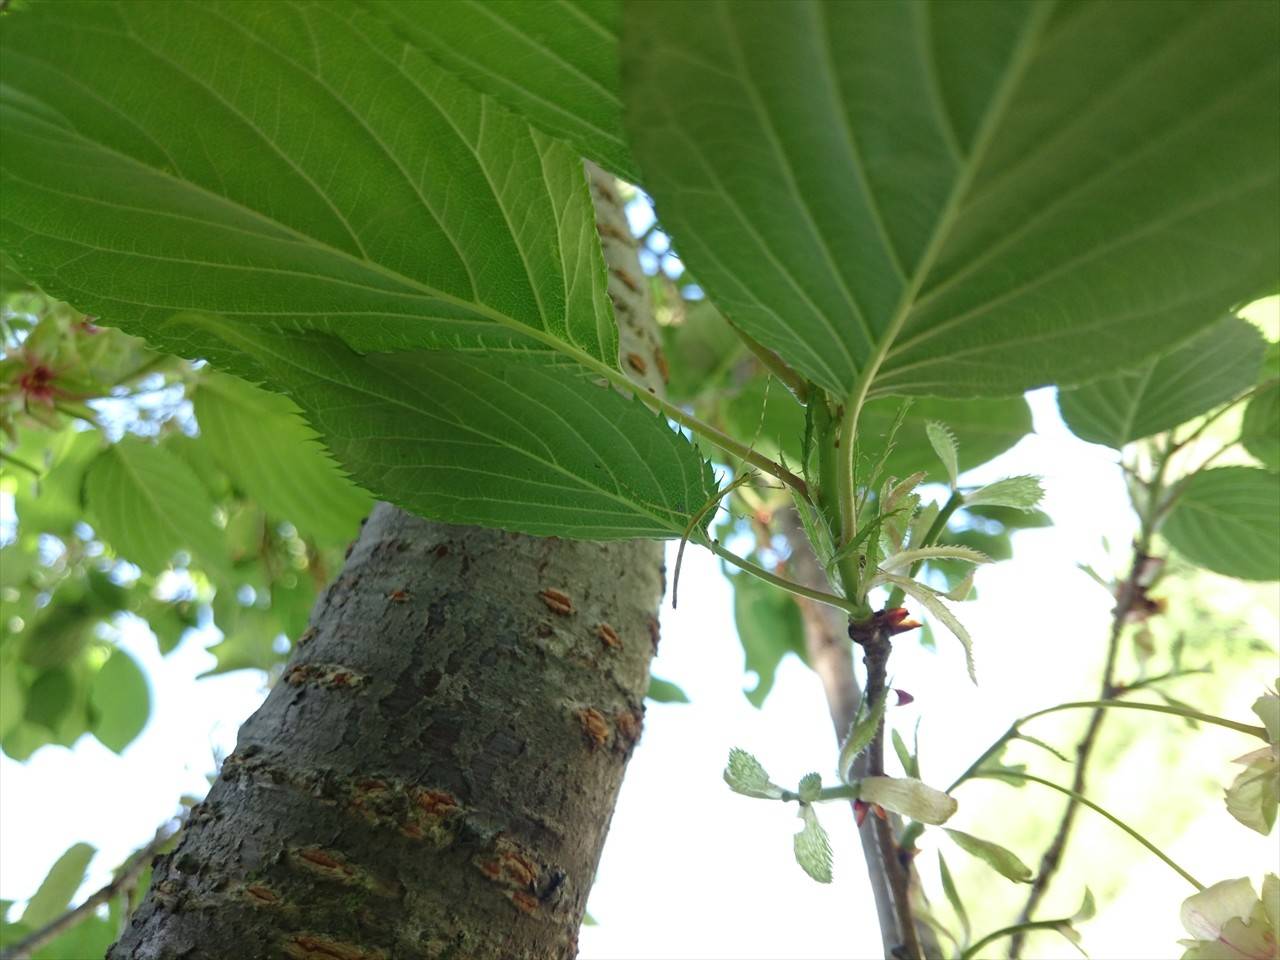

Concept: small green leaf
[[724, 748, 782, 800], [1074, 888, 1098, 924], [88, 648, 150, 754], [645, 676, 690, 704], [925, 421, 960, 488], [798, 773, 822, 803], [964, 476, 1045, 511], [1242, 381, 1280, 471], [892, 729, 918, 779], [1058, 315, 1266, 448], [945, 828, 1033, 884], [882, 544, 991, 574], [877, 575, 977, 685], [839, 690, 888, 783], [20, 842, 95, 927], [793, 804, 833, 884], [938, 853, 972, 947], [84, 438, 229, 580], [1163, 467, 1280, 581]]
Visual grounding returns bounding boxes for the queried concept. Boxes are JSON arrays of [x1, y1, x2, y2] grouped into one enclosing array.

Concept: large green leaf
[[164, 319, 715, 540], [83, 437, 229, 578], [1163, 467, 1280, 581], [0, 1, 618, 368], [191, 372, 372, 545], [363, 0, 635, 180], [623, 1, 1280, 398], [88, 647, 150, 753], [1058, 315, 1265, 448]]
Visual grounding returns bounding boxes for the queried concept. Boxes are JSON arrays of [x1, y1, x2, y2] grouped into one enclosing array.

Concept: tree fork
[[108, 164, 667, 960]]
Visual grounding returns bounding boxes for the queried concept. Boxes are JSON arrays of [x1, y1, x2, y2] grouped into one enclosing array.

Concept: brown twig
[[0, 821, 178, 960], [851, 616, 923, 960], [1008, 514, 1163, 954]]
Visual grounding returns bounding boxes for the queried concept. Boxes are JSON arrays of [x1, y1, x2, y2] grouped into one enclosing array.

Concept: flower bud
[[858, 776, 958, 825], [853, 799, 869, 827]]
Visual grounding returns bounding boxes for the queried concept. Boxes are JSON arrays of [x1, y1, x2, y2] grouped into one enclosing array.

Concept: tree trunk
[[109, 164, 666, 960]]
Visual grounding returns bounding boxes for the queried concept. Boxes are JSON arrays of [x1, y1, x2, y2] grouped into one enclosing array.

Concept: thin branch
[[1007, 442, 1172, 956], [1018, 699, 1265, 740], [973, 770, 1205, 891], [850, 617, 923, 960], [551, 341, 810, 499], [702, 537, 858, 613], [0, 821, 178, 960], [948, 698, 1266, 795], [960, 919, 1079, 960]]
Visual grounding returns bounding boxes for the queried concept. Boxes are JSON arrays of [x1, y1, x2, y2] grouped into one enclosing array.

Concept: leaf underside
[[624, 0, 1280, 399], [1058, 315, 1265, 448], [164, 316, 716, 540]]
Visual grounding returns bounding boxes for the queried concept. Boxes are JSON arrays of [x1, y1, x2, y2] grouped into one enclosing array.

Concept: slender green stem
[[1119, 666, 1209, 693], [1020, 699, 1267, 740], [971, 770, 1204, 891], [1169, 379, 1274, 456], [960, 920, 1076, 960], [701, 537, 858, 614], [947, 723, 1019, 794], [948, 698, 1266, 795], [885, 489, 964, 609], [535, 337, 809, 499], [777, 783, 861, 804], [616, 371, 809, 498]]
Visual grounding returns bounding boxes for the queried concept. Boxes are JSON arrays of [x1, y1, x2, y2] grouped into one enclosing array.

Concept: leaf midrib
[[847, 3, 1058, 409]]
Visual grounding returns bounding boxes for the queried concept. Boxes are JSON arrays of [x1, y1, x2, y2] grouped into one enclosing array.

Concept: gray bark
[[109, 164, 666, 960]]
